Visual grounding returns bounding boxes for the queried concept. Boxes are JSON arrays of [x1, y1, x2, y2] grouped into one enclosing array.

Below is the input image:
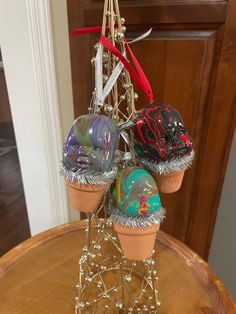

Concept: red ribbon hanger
[[100, 34, 153, 104], [71, 26, 154, 104], [70, 26, 105, 36], [124, 39, 153, 104]]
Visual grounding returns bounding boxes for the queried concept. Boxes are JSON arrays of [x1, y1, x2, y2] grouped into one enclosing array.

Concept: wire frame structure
[[75, 198, 160, 313], [74, 0, 161, 312]]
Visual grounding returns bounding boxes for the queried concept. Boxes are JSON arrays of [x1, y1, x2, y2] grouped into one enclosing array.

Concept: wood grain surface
[[0, 221, 234, 314]]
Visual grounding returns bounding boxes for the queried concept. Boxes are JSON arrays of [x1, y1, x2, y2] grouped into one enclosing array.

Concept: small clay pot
[[152, 169, 185, 193], [66, 181, 109, 213], [113, 222, 160, 260]]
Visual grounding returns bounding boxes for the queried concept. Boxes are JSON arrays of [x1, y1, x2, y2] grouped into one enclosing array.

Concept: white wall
[[209, 130, 236, 301], [0, 0, 71, 234], [49, 0, 74, 141], [49, 0, 79, 221]]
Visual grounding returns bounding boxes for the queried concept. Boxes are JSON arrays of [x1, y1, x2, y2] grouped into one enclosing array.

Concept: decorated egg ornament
[[110, 166, 165, 260], [61, 114, 120, 213], [132, 102, 195, 193], [132, 102, 193, 163], [63, 114, 119, 173], [110, 166, 165, 228]]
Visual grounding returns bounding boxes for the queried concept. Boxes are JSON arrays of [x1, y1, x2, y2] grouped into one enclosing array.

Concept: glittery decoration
[[63, 114, 119, 173], [132, 102, 194, 163], [138, 149, 195, 175], [109, 167, 165, 227], [110, 207, 166, 228], [60, 164, 118, 185]]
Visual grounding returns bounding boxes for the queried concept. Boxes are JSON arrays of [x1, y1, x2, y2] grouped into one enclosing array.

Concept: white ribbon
[[128, 28, 152, 44], [95, 43, 103, 109], [94, 28, 153, 111], [120, 130, 130, 146], [95, 44, 124, 110]]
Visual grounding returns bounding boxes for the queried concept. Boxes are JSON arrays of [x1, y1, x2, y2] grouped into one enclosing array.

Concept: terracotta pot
[[66, 181, 109, 213], [113, 222, 160, 260], [152, 169, 185, 193]]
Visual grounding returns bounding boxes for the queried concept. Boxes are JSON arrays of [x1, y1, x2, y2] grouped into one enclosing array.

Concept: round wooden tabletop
[[0, 221, 235, 314]]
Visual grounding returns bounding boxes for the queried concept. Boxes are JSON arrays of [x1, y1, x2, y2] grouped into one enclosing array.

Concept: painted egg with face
[[110, 167, 161, 217], [132, 102, 193, 162], [63, 114, 119, 172]]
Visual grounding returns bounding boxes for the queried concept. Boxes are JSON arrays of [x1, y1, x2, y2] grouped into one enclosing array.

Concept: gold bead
[[91, 57, 96, 65], [85, 276, 92, 283], [94, 243, 101, 250], [133, 92, 138, 101], [124, 275, 132, 283], [104, 104, 113, 114], [102, 292, 109, 298], [78, 302, 85, 309], [103, 75, 109, 83], [117, 32, 124, 40], [103, 52, 109, 61], [116, 302, 123, 309]]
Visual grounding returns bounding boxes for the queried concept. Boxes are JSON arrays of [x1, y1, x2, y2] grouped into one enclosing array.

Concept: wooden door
[[67, 0, 236, 259]]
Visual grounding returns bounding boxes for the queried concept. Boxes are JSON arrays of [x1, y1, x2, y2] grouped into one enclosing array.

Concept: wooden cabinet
[[67, 0, 236, 259]]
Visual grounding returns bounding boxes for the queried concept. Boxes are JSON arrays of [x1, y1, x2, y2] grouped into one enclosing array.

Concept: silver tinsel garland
[[110, 207, 166, 229], [138, 150, 195, 175], [60, 164, 118, 185]]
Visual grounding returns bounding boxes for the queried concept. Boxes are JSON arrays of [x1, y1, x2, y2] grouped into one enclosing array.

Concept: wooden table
[[0, 221, 235, 314]]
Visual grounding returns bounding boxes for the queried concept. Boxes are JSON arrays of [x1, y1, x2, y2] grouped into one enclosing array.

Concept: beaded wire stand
[[75, 0, 160, 312]]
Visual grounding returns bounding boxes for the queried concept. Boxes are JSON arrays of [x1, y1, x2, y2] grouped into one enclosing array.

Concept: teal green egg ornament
[[110, 167, 161, 217]]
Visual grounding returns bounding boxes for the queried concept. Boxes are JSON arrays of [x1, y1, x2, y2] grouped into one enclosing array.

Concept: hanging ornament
[[109, 166, 165, 260], [61, 114, 120, 213], [132, 102, 195, 193]]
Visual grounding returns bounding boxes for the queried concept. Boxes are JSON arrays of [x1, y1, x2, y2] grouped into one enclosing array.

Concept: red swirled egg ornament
[[132, 102, 195, 193]]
